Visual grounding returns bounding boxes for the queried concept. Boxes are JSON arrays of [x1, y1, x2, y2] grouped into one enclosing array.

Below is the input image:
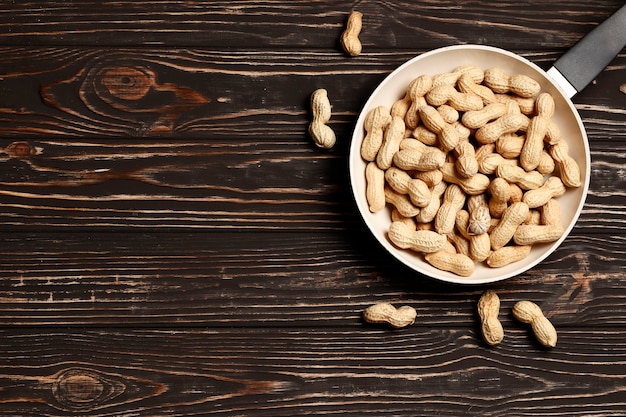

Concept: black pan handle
[[552, 3, 626, 95]]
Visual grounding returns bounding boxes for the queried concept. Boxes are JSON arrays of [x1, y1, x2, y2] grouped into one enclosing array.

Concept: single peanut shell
[[308, 89, 336, 149], [512, 300, 557, 348], [363, 302, 417, 329], [388, 221, 446, 253], [540, 198, 562, 226], [522, 176, 566, 208], [385, 186, 421, 218], [461, 102, 507, 129], [424, 250, 475, 277], [513, 224, 565, 245], [365, 162, 385, 213], [340, 11, 363, 56], [393, 148, 446, 171], [477, 290, 504, 346], [486, 245, 532, 268], [489, 202, 530, 250], [361, 106, 392, 161], [376, 116, 405, 169], [470, 233, 491, 263]]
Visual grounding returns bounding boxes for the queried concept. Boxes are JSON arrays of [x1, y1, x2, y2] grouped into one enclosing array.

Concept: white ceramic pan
[[349, 5, 626, 284]]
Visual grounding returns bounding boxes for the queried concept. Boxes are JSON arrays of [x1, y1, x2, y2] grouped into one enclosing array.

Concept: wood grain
[[0, 48, 623, 231], [0, 1, 621, 49], [1, 1, 625, 416], [1, 328, 625, 416], [0, 231, 624, 327], [1, 133, 625, 231]]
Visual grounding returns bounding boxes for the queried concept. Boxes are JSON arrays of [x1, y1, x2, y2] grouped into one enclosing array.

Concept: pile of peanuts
[[362, 65, 581, 277]]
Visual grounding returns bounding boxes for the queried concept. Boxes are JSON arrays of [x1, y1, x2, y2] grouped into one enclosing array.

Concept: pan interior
[[348, 45, 590, 284]]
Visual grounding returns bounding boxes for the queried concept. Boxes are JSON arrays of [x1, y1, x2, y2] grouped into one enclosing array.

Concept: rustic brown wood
[[1, 1, 625, 415], [0, 231, 624, 327], [1, 328, 626, 416]]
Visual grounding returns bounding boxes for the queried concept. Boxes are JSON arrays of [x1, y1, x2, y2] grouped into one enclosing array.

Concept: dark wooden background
[[1, 1, 625, 415]]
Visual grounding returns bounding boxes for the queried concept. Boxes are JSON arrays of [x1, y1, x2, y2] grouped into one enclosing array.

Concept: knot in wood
[[53, 368, 105, 406], [51, 367, 126, 411], [5, 141, 39, 158], [100, 66, 155, 101]]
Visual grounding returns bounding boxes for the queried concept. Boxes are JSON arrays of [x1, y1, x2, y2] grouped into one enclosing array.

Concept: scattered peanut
[[426, 84, 484, 112], [467, 194, 491, 235], [363, 302, 416, 328], [376, 116, 405, 170], [522, 177, 566, 208], [550, 140, 582, 188], [405, 75, 433, 129], [435, 184, 466, 234], [512, 301, 557, 347], [365, 162, 385, 213], [340, 11, 363, 57], [454, 141, 479, 178], [489, 202, 530, 251], [513, 224, 565, 246], [484, 67, 541, 97], [425, 247, 475, 277], [441, 163, 490, 196], [308, 89, 336, 149], [520, 93, 554, 171], [361, 106, 392, 161], [419, 105, 461, 151], [475, 113, 529, 144], [477, 290, 504, 346], [393, 147, 446, 172], [486, 244, 532, 267], [496, 164, 544, 190], [540, 198, 562, 226], [461, 102, 507, 129], [388, 221, 446, 253], [384, 186, 420, 218]]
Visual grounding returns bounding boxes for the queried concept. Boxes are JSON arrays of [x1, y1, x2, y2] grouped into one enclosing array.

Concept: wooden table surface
[[1, 1, 625, 415]]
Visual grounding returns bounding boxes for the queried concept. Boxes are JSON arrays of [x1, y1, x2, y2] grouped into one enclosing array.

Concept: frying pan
[[349, 4, 626, 284]]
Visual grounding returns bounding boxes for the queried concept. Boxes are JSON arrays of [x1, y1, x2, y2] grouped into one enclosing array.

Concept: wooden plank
[[0, 231, 624, 327], [0, 1, 621, 49], [0, 133, 624, 231], [0, 47, 623, 138], [0, 48, 379, 138], [0, 50, 623, 231], [0, 327, 625, 416]]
